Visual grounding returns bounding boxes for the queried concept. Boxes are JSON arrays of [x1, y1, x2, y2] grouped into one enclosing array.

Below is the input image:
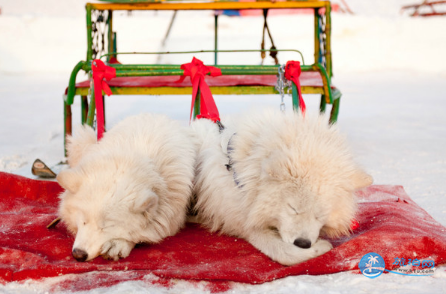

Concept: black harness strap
[[216, 120, 225, 133], [213, 120, 242, 188], [225, 133, 243, 188]]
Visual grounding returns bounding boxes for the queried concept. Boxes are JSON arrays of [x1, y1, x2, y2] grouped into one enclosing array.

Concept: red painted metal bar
[[401, 0, 446, 16]]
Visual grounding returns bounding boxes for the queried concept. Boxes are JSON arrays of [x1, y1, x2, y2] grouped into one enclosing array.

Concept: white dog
[[191, 109, 373, 266], [57, 114, 196, 262]]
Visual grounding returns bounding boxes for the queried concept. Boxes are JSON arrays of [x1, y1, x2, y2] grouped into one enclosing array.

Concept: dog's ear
[[351, 168, 373, 190], [132, 190, 159, 214], [57, 168, 82, 194], [66, 126, 97, 167]]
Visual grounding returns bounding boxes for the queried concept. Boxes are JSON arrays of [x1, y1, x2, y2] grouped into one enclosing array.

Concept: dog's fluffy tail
[[66, 126, 97, 167]]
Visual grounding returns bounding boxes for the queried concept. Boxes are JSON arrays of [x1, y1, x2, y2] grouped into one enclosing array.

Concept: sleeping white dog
[[191, 109, 373, 265], [57, 114, 196, 261]]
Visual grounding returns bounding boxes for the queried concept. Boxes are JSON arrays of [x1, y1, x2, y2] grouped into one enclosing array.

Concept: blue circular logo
[[359, 252, 385, 279]]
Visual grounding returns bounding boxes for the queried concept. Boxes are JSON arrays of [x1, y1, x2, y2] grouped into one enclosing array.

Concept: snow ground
[[0, 0, 446, 293]]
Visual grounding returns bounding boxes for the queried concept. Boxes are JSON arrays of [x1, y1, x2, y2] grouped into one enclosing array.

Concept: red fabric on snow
[[1, 171, 446, 292]]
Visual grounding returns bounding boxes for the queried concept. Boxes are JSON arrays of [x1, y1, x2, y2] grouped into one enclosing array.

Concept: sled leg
[[319, 94, 327, 114], [214, 13, 219, 65], [102, 95, 106, 131], [86, 91, 96, 127], [81, 95, 89, 124], [156, 10, 177, 63], [193, 88, 201, 120], [64, 100, 72, 157], [329, 87, 342, 124], [85, 93, 106, 134]]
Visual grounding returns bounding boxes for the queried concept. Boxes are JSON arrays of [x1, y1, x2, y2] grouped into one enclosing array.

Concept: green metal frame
[[65, 60, 334, 104], [64, 0, 341, 154]]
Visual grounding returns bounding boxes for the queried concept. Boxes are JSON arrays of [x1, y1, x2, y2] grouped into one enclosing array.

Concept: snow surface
[[0, 0, 446, 293]]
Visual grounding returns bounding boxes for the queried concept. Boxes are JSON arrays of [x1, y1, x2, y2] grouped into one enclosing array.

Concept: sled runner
[[63, 0, 341, 154]]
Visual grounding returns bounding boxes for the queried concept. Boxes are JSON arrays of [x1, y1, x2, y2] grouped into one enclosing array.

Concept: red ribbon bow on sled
[[92, 59, 116, 140], [284, 61, 306, 115], [179, 57, 222, 123]]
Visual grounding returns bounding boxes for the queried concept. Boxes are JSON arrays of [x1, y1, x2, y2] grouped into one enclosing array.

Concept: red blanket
[[1, 172, 445, 292]]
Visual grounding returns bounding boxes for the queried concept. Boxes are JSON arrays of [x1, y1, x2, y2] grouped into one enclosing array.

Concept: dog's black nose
[[72, 248, 88, 262], [293, 238, 311, 249]]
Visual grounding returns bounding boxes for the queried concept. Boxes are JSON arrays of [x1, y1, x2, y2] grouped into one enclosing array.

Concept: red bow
[[284, 61, 306, 115], [179, 57, 222, 123], [91, 59, 116, 140]]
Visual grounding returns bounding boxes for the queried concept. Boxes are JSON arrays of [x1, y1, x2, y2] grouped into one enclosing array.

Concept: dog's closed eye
[[288, 204, 300, 215]]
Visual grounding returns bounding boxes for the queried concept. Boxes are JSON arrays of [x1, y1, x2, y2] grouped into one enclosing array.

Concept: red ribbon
[[91, 59, 116, 140], [284, 60, 306, 115], [179, 57, 222, 123]]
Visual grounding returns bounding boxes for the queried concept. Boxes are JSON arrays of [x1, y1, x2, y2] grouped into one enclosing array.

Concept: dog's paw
[[311, 239, 333, 256], [276, 243, 310, 266], [101, 239, 135, 261], [273, 239, 333, 266]]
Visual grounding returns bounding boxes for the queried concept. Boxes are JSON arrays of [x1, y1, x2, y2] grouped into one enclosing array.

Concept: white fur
[[191, 109, 373, 266], [57, 114, 196, 261]]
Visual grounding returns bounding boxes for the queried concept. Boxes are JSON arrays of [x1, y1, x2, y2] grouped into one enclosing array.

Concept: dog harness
[[225, 132, 243, 188]]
